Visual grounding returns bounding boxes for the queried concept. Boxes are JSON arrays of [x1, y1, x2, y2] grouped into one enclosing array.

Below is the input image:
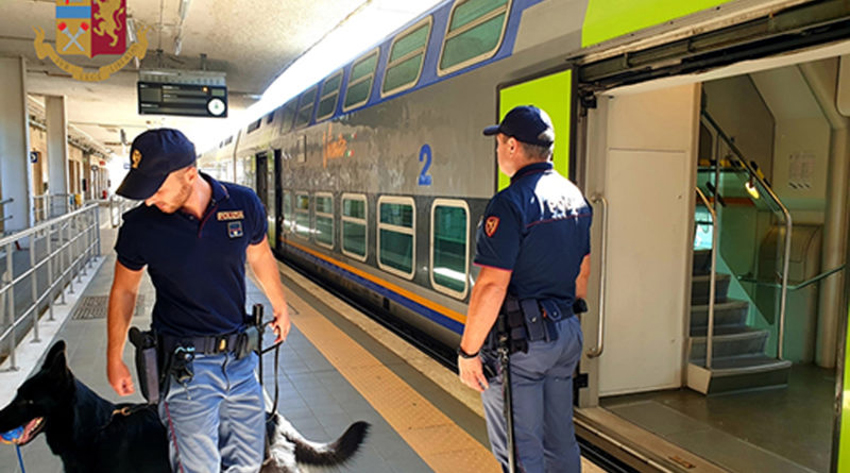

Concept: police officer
[[106, 129, 291, 473], [458, 106, 592, 472]]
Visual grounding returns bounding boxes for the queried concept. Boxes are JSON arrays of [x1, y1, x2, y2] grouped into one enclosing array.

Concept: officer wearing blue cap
[[458, 106, 592, 472], [106, 128, 291, 472]]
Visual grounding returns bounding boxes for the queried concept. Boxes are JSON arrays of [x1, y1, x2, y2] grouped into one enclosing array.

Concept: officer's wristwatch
[[457, 346, 480, 359]]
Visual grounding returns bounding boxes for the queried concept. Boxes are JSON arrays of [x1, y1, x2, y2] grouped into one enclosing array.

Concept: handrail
[[695, 188, 718, 369], [701, 111, 793, 361], [0, 203, 100, 370], [738, 265, 845, 291], [586, 194, 608, 359], [0, 198, 13, 206]]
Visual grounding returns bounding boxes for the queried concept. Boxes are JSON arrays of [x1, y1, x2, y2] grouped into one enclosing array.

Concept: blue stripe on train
[[285, 243, 465, 335]]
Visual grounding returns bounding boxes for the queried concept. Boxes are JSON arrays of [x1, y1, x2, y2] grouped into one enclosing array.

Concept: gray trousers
[[481, 316, 583, 473]]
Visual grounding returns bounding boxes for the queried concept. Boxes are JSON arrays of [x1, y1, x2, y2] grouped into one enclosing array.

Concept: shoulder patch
[[485, 216, 500, 237], [217, 210, 244, 221]]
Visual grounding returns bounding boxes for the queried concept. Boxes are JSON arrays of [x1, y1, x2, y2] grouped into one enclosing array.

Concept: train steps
[[686, 249, 791, 395]]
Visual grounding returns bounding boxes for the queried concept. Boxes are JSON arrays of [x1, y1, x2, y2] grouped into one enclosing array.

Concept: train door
[[273, 149, 283, 252], [255, 152, 273, 243], [584, 85, 699, 398]]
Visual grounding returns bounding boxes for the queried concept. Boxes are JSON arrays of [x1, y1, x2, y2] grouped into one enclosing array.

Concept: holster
[[236, 325, 260, 359], [128, 327, 161, 405]]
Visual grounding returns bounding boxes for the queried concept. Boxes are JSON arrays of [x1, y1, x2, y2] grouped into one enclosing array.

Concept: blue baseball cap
[[116, 128, 197, 200], [483, 105, 554, 147]]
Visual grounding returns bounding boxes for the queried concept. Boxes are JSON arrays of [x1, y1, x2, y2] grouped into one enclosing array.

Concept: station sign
[[137, 82, 228, 118]]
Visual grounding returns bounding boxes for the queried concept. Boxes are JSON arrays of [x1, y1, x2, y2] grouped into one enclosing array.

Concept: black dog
[[0, 341, 369, 473]]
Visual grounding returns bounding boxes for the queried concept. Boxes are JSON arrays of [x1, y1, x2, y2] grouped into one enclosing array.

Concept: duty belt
[[160, 332, 240, 355]]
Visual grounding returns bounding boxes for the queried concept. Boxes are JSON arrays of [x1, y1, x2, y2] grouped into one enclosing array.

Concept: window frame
[[341, 193, 368, 262], [282, 190, 293, 234], [313, 192, 335, 250], [316, 70, 344, 122], [294, 85, 318, 129], [377, 195, 416, 280], [279, 99, 297, 134], [294, 192, 311, 240], [342, 48, 380, 112], [380, 17, 433, 98], [429, 198, 470, 299], [437, 0, 511, 76]]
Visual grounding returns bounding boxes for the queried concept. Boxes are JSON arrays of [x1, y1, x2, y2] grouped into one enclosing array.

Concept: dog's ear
[[42, 340, 67, 371], [43, 340, 67, 369]]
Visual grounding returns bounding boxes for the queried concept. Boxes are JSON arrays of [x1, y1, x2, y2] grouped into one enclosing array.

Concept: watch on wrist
[[457, 345, 479, 359]]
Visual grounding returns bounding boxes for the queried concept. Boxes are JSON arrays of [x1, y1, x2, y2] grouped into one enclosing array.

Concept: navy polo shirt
[[474, 162, 592, 307], [114, 173, 267, 337]]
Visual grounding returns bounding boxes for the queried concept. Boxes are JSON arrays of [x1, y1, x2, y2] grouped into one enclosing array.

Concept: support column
[[0, 57, 34, 232], [801, 61, 850, 368], [46, 95, 69, 216]]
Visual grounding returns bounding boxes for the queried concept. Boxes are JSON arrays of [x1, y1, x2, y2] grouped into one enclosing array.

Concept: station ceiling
[[1, 0, 367, 157]]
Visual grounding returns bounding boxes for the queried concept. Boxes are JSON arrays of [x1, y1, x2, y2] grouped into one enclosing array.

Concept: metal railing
[[700, 111, 793, 361], [33, 193, 81, 224], [109, 195, 134, 228], [0, 204, 101, 370], [0, 198, 13, 235], [695, 188, 718, 369]]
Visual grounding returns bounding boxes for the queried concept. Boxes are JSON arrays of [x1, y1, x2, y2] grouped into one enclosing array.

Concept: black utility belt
[[160, 333, 241, 355], [492, 297, 576, 355]]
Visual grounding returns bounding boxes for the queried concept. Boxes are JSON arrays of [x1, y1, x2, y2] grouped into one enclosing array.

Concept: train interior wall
[[582, 53, 850, 473]]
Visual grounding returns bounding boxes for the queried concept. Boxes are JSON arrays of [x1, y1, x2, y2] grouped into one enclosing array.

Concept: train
[[199, 1, 850, 472]]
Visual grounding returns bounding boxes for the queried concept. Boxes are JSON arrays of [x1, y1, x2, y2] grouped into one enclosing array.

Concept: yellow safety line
[[284, 239, 468, 324], [283, 285, 500, 472]]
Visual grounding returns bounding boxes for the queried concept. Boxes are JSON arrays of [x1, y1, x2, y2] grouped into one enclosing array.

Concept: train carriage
[[199, 0, 850, 471]]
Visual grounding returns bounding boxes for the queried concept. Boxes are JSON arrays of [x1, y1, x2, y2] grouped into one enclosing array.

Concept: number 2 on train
[[418, 145, 433, 186]]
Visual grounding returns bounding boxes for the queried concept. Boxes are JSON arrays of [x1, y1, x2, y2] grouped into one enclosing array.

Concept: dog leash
[[1, 427, 27, 472]]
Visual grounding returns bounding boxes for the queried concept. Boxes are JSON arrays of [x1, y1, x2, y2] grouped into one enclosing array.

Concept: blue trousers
[[481, 316, 583, 473], [159, 352, 265, 473]]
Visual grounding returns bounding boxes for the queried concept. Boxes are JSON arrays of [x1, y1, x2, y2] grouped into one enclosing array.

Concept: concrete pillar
[[0, 57, 34, 232], [46, 95, 69, 216]]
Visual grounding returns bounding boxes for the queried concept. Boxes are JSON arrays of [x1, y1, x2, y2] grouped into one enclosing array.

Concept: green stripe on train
[[582, 0, 734, 48], [497, 69, 572, 191], [841, 302, 850, 472]]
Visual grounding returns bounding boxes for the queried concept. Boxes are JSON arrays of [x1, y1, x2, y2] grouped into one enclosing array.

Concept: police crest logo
[[485, 216, 500, 237], [31, 0, 149, 82], [227, 221, 244, 239], [131, 149, 142, 169]]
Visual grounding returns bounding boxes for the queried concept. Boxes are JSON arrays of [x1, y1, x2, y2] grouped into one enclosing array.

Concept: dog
[[0, 341, 369, 473]]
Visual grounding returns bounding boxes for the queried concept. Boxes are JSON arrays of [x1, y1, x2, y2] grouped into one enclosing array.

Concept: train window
[[341, 194, 368, 261], [343, 49, 379, 111], [438, 0, 510, 75], [224, 136, 233, 145], [381, 18, 432, 97], [377, 196, 415, 279], [294, 193, 310, 239], [430, 199, 469, 298], [295, 86, 318, 129], [279, 99, 297, 133], [247, 118, 262, 134], [264, 111, 275, 125], [317, 70, 343, 121], [314, 193, 334, 249], [283, 191, 293, 234]]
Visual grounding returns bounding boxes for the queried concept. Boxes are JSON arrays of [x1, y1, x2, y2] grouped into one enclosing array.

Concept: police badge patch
[[484, 216, 499, 237], [227, 221, 243, 239]]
